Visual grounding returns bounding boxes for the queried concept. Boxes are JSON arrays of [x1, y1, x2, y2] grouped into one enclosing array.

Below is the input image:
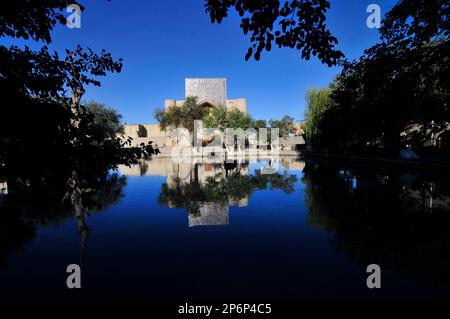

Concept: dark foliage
[[302, 160, 450, 287], [0, 0, 82, 43], [304, 0, 450, 153], [204, 0, 344, 65], [158, 163, 297, 215], [0, 1, 158, 266]]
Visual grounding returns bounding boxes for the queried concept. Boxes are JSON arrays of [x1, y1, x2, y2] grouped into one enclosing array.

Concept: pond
[[1, 156, 450, 299]]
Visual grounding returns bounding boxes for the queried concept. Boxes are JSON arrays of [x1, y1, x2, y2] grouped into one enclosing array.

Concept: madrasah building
[[123, 78, 248, 148]]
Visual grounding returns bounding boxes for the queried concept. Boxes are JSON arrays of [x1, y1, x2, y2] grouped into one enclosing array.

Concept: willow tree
[[303, 0, 450, 153], [303, 88, 333, 148]]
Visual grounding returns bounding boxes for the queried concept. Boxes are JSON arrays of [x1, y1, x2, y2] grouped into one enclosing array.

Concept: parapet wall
[[226, 98, 247, 113], [122, 124, 168, 147]]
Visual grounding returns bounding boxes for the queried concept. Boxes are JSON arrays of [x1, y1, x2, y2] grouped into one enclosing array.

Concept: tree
[[301, 159, 450, 286], [253, 119, 267, 129], [204, 0, 344, 65], [303, 0, 450, 153], [0, 1, 129, 156], [303, 88, 333, 148], [202, 105, 229, 131], [158, 165, 297, 215], [64, 45, 123, 120], [0, 0, 81, 43], [0, 0, 157, 220], [380, 0, 450, 48], [269, 115, 296, 137], [226, 108, 253, 129], [154, 96, 208, 132], [202, 106, 253, 130], [202, 107, 253, 149], [180, 96, 209, 132], [85, 101, 124, 141]]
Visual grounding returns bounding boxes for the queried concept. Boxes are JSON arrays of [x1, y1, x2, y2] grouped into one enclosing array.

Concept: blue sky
[[4, 0, 397, 124]]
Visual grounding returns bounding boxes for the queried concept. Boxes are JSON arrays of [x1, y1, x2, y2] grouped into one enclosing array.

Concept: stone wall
[[123, 78, 252, 148], [226, 98, 247, 113], [164, 78, 247, 114], [185, 78, 227, 106], [164, 99, 185, 109], [122, 124, 168, 147], [123, 124, 141, 138]]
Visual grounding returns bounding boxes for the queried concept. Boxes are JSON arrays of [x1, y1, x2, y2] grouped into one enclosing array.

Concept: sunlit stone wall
[[185, 78, 227, 106], [226, 98, 247, 113], [122, 78, 250, 147], [122, 124, 167, 147], [164, 78, 247, 113], [0, 180, 7, 195]]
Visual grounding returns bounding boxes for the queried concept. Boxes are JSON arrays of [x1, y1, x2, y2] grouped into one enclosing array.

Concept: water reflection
[[302, 159, 450, 288], [121, 158, 298, 227], [0, 168, 127, 267], [0, 180, 7, 195], [2, 156, 450, 297]]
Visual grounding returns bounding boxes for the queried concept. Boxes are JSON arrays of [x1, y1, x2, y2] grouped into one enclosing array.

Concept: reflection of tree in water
[[0, 165, 127, 267], [302, 160, 450, 287], [0, 1, 157, 270], [158, 163, 297, 217], [0, 218, 35, 268]]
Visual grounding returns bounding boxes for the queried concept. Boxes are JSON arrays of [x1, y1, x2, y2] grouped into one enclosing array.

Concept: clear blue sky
[[6, 0, 397, 124]]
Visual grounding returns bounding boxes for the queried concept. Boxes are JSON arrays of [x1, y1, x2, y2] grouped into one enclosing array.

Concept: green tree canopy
[[158, 167, 297, 215], [202, 106, 253, 131], [85, 101, 124, 141], [227, 108, 254, 129], [253, 119, 268, 129], [202, 105, 229, 131], [269, 115, 296, 138], [154, 96, 208, 132], [303, 88, 332, 147]]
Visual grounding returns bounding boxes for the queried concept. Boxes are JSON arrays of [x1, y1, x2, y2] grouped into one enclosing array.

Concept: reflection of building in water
[[119, 157, 303, 227], [119, 156, 304, 177], [402, 181, 450, 212], [0, 180, 7, 195], [280, 157, 305, 171], [189, 203, 229, 227], [119, 158, 259, 227], [119, 158, 250, 184], [172, 161, 248, 227]]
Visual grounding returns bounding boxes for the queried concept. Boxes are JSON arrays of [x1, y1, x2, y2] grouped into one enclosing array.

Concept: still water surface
[[1, 157, 450, 298]]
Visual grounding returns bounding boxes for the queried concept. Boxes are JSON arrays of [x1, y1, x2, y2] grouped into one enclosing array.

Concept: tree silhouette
[[158, 164, 297, 215], [302, 0, 450, 154], [0, 1, 156, 172], [302, 159, 450, 287], [204, 0, 344, 65]]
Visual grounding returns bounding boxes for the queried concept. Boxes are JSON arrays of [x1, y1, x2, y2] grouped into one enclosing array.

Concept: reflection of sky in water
[[1, 157, 450, 299]]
